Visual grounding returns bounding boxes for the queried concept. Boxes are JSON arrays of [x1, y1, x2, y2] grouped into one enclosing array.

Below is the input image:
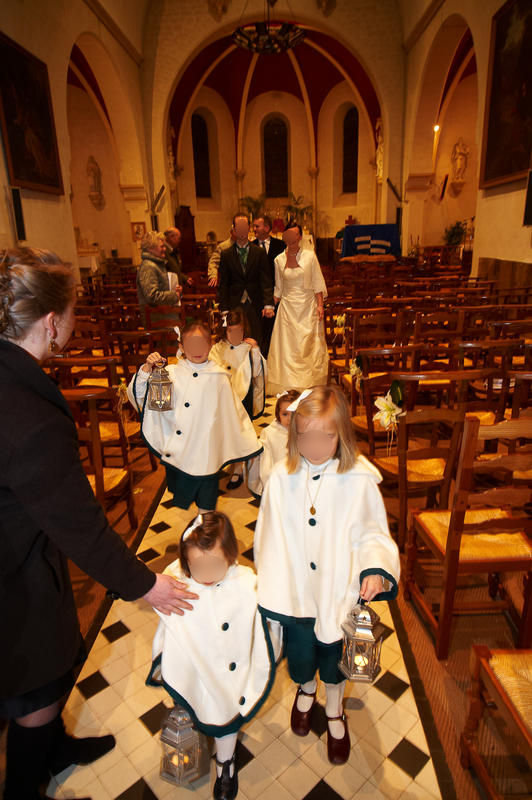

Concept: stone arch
[[408, 14, 472, 178]]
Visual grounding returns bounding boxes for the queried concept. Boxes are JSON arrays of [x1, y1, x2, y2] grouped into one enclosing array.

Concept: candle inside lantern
[[354, 655, 369, 668]]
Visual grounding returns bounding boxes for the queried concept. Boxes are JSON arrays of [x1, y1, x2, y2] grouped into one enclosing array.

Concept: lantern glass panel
[[147, 363, 174, 411], [338, 603, 384, 682]]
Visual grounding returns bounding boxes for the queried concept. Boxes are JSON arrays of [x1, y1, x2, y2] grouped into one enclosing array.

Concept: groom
[[218, 214, 275, 346]]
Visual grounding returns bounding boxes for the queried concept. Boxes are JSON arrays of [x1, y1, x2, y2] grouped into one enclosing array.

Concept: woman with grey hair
[[136, 230, 181, 321]]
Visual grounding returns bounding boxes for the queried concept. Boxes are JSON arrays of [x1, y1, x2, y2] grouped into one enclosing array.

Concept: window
[[192, 113, 211, 198], [264, 117, 288, 197], [342, 106, 358, 194]]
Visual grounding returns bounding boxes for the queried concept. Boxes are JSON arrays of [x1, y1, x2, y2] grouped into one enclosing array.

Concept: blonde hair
[[286, 385, 358, 473], [0, 248, 75, 341], [141, 230, 165, 252]]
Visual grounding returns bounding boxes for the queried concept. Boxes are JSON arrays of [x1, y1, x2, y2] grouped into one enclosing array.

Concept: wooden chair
[[405, 416, 532, 659], [373, 407, 465, 550], [145, 304, 183, 330], [63, 387, 137, 529], [345, 344, 421, 415], [460, 645, 532, 799], [49, 355, 120, 389]]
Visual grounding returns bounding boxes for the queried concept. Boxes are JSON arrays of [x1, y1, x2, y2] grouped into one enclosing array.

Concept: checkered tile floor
[[45, 398, 442, 800]]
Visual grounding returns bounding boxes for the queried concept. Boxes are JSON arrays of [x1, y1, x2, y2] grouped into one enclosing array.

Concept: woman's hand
[[141, 352, 164, 373], [273, 296, 280, 305], [208, 276, 219, 287], [143, 573, 199, 615], [316, 305, 324, 320], [244, 337, 258, 348], [359, 574, 385, 602]]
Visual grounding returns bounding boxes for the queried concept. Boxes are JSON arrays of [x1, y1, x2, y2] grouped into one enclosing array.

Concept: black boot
[[3, 718, 90, 800], [213, 755, 238, 800], [48, 715, 115, 775]]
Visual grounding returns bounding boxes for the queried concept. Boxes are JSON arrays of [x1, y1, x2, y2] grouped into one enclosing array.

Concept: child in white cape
[[247, 389, 299, 496], [209, 309, 267, 489], [148, 512, 279, 800], [127, 320, 261, 513], [254, 385, 400, 766]]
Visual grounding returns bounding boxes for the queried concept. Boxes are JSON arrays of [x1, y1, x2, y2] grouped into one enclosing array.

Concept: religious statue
[[451, 137, 469, 182], [317, 0, 336, 15], [87, 155, 105, 210], [207, 0, 230, 21], [375, 118, 384, 183]]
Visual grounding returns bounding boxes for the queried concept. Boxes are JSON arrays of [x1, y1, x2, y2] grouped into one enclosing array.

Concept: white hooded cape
[[148, 562, 277, 735], [247, 420, 288, 497], [254, 455, 400, 644], [209, 340, 266, 419], [127, 359, 261, 476]]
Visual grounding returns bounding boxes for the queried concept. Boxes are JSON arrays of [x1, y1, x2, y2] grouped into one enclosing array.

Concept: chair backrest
[[447, 416, 532, 554], [49, 355, 120, 389]]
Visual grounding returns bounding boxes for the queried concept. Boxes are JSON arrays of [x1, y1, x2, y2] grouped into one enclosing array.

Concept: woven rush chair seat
[[489, 651, 532, 735], [88, 467, 129, 494], [415, 508, 532, 561], [99, 419, 141, 441], [373, 456, 446, 482], [341, 370, 386, 392]]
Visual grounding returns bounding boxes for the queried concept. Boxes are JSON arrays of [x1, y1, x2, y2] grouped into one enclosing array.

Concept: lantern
[[338, 601, 385, 682], [148, 361, 174, 411], [160, 705, 210, 785]]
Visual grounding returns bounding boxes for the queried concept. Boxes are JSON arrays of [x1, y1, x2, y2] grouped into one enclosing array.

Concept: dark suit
[[252, 237, 286, 355], [0, 340, 155, 699], [217, 242, 273, 345]]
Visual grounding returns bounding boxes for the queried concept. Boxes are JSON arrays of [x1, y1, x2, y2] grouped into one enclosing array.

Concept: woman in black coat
[[0, 249, 198, 799]]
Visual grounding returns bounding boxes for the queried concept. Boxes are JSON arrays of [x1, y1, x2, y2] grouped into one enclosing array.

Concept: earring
[[48, 334, 57, 353]]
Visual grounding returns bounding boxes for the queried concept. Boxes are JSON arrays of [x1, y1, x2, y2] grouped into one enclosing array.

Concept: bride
[[267, 222, 328, 394]]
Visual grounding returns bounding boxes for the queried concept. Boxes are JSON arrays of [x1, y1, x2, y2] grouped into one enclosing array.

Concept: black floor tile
[[161, 499, 174, 509], [248, 497, 261, 508], [139, 701, 169, 735], [258, 422, 269, 428], [115, 778, 158, 799], [102, 620, 131, 643], [380, 623, 394, 643], [309, 702, 328, 738], [302, 778, 344, 800], [374, 670, 409, 701], [234, 740, 254, 771], [241, 547, 254, 563], [245, 520, 256, 532], [388, 737, 430, 779], [137, 547, 160, 563], [150, 521, 171, 533], [76, 670, 109, 700]]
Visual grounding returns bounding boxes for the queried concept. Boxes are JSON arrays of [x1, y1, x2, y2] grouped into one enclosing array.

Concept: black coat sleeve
[[6, 413, 156, 601], [258, 248, 274, 306], [217, 248, 231, 310]]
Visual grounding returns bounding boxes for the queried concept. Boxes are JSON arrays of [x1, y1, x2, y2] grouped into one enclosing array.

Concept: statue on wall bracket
[[317, 0, 336, 15], [208, 0, 230, 21], [87, 155, 105, 210]]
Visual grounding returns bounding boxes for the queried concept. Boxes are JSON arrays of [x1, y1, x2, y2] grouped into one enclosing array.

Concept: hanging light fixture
[[233, 0, 305, 54]]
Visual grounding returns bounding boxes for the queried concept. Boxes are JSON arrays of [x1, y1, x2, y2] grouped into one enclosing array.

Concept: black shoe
[[4, 717, 91, 800], [48, 715, 115, 775], [227, 475, 244, 490], [213, 755, 238, 800]]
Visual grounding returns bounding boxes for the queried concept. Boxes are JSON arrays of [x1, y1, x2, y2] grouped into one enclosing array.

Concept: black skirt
[[0, 643, 86, 720]]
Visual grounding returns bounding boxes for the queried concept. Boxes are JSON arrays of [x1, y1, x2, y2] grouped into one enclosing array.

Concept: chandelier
[[232, 2, 304, 54]]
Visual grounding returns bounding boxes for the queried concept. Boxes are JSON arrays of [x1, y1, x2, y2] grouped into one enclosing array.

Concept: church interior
[[1, 1, 532, 799]]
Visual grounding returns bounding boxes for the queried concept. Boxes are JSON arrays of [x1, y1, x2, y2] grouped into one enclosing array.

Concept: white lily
[[373, 391, 402, 431]]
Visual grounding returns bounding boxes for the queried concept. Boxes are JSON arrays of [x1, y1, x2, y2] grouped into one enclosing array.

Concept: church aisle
[[46, 399, 442, 800]]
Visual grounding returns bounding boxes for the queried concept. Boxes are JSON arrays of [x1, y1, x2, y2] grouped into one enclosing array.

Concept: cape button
[[310, 562, 317, 570], [239, 696, 245, 706], [222, 622, 229, 631], [308, 518, 317, 527], [229, 662, 236, 671], [176, 430, 182, 435], [193, 372, 198, 377], [165, 453, 171, 458], [230, 345, 234, 350], [312, 475, 320, 481], [227, 365, 232, 370], [184, 402, 190, 407]]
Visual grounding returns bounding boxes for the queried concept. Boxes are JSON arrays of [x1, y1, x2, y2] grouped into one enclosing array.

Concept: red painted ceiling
[[168, 26, 381, 158]]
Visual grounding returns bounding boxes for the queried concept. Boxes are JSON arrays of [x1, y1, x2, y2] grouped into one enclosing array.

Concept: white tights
[[296, 679, 347, 739], [214, 732, 237, 777]]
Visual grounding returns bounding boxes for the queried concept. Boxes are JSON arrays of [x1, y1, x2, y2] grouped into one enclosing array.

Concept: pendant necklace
[[306, 460, 329, 523]]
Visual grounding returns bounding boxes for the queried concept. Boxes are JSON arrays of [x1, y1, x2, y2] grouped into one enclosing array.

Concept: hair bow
[[181, 514, 203, 542], [276, 391, 288, 399], [174, 326, 181, 341], [286, 389, 312, 412]]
